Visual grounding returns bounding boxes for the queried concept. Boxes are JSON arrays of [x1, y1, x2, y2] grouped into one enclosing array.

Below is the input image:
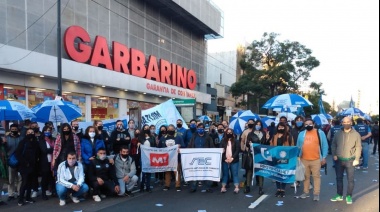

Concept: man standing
[[354, 118, 371, 169], [71, 120, 84, 140], [188, 123, 215, 193], [114, 146, 138, 197], [330, 117, 362, 204], [56, 152, 89, 206], [372, 121, 379, 155], [297, 119, 328, 201], [110, 120, 131, 154]]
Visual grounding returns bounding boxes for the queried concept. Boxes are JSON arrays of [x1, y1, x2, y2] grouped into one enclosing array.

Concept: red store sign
[[64, 26, 197, 90]]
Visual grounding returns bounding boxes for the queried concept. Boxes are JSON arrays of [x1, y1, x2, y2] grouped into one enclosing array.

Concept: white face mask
[[89, 132, 96, 138], [98, 155, 107, 160]]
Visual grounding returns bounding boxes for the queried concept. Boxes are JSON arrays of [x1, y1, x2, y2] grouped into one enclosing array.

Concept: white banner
[[140, 145, 178, 173], [180, 148, 223, 182]]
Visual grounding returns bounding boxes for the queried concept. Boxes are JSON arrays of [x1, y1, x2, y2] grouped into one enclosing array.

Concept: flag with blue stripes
[[253, 144, 299, 183]]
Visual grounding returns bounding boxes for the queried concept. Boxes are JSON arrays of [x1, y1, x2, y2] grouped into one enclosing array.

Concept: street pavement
[[1, 150, 379, 212]]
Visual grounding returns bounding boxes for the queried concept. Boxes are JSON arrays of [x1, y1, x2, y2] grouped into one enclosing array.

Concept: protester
[[212, 124, 225, 148], [38, 125, 55, 200], [81, 126, 106, 168], [331, 117, 362, 204], [29, 122, 41, 198], [240, 119, 255, 193], [327, 119, 342, 168], [297, 119, 328, 201], [290, 116, 305, 188], [20, 119, 31, 139], [114, 146, 138, 197], [71, 120, 84, 140], [175, 119, 187, 139], [110, 120, 131, 154], [154, 126, 167, 185], [353, 118, 372, 170], [130, 129, 142, 180], [372, 121, 379, 154], [138, 124, 156, 193], [220, 128, 240, 194], [184, 119, 197, 148], [93, 120, 111, 155], [127, 120, 136, 139], [56, 152, 89, 206]]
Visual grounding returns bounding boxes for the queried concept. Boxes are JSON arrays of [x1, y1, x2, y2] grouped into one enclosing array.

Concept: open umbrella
[[312, 114, 329, 126], [262, 94, 313, 109], [229, 110, 260, 135], [0, 100, 36, 120], [340, 107, 365, 117], [198, 115, 212, 122], [363, 114, 372, 121], [323, 114, 333, 120], [31, 100, 82, 124], [261, 116, 276, 128]]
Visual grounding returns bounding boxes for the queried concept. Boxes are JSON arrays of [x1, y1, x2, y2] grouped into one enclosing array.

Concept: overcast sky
[[209, 0, 379, 115]]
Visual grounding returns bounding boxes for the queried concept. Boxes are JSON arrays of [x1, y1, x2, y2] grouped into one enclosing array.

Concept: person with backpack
[[371, 121, 379, 155], [354, 118, 372, 169]]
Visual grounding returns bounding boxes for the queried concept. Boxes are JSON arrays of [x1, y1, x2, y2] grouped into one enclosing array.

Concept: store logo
[[64, 25, 197, 90], [150, 153, 169, 166]]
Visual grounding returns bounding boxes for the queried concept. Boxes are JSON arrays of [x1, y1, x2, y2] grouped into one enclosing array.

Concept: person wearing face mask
[[353, 118, 372, 169], [184, 119, 197, 148], [38, 126, 56, 200], [113, 146, 138, 197], [220, 128, 240, 194], [93, 120, 110, 155], [296, 119, 328, 202], [208, 124, 218, 147], [240, 119, 255, 192], [15, 128, 40, 206], [29, 122, 41, 199], [81, 126, 105, 180], [188, 123, 215, 193], [88, 148, 118, 202], [71, 120, 83, 140], [3, 124, 22, 201], [159, 124, 184, 192], [127, 120, 136, 139], [110, 120, 131, 154], [137, 124, 156, 193], [245, 120, 271, 195], [330, 117, 362, 204], [52, 123, 81, 175], [290, 116, 305, 188], [175, 119, 187, 140], [56, 152, 89, 206]]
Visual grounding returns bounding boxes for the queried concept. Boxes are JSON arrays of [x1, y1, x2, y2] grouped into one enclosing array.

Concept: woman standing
[[81, 126, 105, 178], [93, 120, 110, 155], [220, 128, 240, 193], [246, 120, 270, 195], [16, 128, 40, 206], [52, 123, 81, 173], [38, 126, 55, 200], [138, 124, 156, 193], [270, 122, 294, 198]]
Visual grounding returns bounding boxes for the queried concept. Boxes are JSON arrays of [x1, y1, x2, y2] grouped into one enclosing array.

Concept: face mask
[[277, 129, 285, 134], [197, 128, 205, 134], [144, 129, 150, 134], [135, 133, 140, 137], [248, 124, 254, 129], [255, 125, 261, 131], [177, 124, 183, 128], [89, 132, 96, 138], [150, 129, 155, 134], [33, 128, 39, 133], [72, 126, 79, 131], [44, 132, 52, 137], [190, 124, 196, 129], [160, 131, 167, 135], [117, 125, 123, 130], [121, 154, 128, 159], [305, 125, 314, 131], [98, 126, 103, 131], [67, 160, 76, 166], [62, 130, 71, 135], [343, 124, 351, 130], [98, 155, 107, 160], [11, 131, 18, 136], [296, 121, 304, 128], [226, 133, 233, 138], [26, 134, 35, 140], [167, 130, 175, 136], [129, 124, 135, 129], [218, 129, 224, 134]]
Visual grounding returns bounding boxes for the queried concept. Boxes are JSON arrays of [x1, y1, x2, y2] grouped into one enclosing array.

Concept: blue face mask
[[197, 128, 205, 134], [296, 121, 304, 127], [190, 124, 196, 129], [255, 125, 261, 131], [44, 132, 52, 137]]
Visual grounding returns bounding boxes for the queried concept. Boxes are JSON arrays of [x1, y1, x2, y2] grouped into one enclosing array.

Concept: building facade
[[0, 0, 223, 123]]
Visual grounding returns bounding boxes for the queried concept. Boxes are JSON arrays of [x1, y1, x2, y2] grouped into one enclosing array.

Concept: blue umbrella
[[262, 94, 313, 109], [340, 107, 365, 116], [261, 116, 276, 128], [229, 110, 260, 134], [311, 114, 329, 126], [31, 100, 82, 124], [198, 115, 212, 122], [0, 100, 36, 120], [363, 114, 372, 121], [323, 114, 333, 120]]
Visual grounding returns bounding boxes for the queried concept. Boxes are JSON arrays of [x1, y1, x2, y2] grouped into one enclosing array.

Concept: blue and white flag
[[140, 145, 178, 173], [253, 144, 298, 183]]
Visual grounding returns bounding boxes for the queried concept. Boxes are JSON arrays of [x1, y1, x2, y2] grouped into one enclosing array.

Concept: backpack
[[372, 125, 379, 137]]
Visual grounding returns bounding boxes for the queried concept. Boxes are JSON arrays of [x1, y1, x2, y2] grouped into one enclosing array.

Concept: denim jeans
[[56, 183, 89, 200], [335, 159, 355, 196], [222, 162, 239, 186], [361, 142, 369, 167], [373, 137, 379, 154]]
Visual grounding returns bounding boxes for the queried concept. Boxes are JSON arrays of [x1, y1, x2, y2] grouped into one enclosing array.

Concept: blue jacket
[[296, 129, 328, 161], [81, 137, 105, 165]]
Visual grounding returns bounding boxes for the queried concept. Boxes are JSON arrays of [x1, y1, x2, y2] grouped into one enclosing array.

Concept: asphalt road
[[1, 152, 379, 212]]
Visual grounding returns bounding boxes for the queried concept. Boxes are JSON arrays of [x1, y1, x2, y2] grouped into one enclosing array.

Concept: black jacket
[[221, 139, 240, 164], [88, 157, 118, 185], [110, 129, 131, 153], [38, 138, 54, 172], [188, 134, 215, 148], [15, 138, 40, 174]]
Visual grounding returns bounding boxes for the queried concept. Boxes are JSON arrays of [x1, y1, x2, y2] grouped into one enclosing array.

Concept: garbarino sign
[[64, 26, 197, 90]]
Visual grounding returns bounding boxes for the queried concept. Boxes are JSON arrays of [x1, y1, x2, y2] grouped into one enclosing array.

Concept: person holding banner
[[138, 124, 156, 193], [159, 124, 185, 192], [110, 120, 131, 154], [188, 123, 215, 193], [220, 128, 240, 194]]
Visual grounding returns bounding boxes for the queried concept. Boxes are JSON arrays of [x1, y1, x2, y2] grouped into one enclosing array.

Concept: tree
[[303, 82, 333, 116], [232, 32, 320, 100]]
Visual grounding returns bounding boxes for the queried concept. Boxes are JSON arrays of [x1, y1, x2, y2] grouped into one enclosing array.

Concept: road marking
[[248, 194, 268, 209]]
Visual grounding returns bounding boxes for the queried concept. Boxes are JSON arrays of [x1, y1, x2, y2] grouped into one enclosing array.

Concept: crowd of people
[[0, 115, 378, 207]]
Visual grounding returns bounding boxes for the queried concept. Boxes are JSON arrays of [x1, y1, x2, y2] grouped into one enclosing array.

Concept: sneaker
[[31, 191, 38, 198], [176, 187, 181, 192], [46, 190, 52, 196], [125, 190, 135, 197], [100, 194, 106, 199], [355, 166, 361, 170], [314, 195, 320, 201], [275, 190, 281, 197], [330, 194, 344, 202], [280, 191, 285, 198], [25, 199, 36, 204], [346, 195, 353, 204], [300, 193, 310, 199], [59, 200, 66, 206], [163, 186, 170, 191], [198, 182, 203, 187], [183, 182, 189, 187], [93, 195, 101, 202], [70, 195, 80, 203], [18, 200, 25, 206]]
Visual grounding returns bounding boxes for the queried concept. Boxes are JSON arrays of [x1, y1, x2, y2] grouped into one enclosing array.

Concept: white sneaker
[[46, 190, 52, 196], [70, 195, 80, 203], [93, 195, 101, 202], [59, 200, 66, 206], [31, 191, 38, 198]]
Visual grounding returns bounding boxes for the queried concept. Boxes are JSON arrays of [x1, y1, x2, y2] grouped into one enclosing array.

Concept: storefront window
[[127, 100, 157, 110], [91, 96, 118, 121], [28, 88, 56, 108], [3, 85, 26, 105], [62, 92, 86, 121]]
